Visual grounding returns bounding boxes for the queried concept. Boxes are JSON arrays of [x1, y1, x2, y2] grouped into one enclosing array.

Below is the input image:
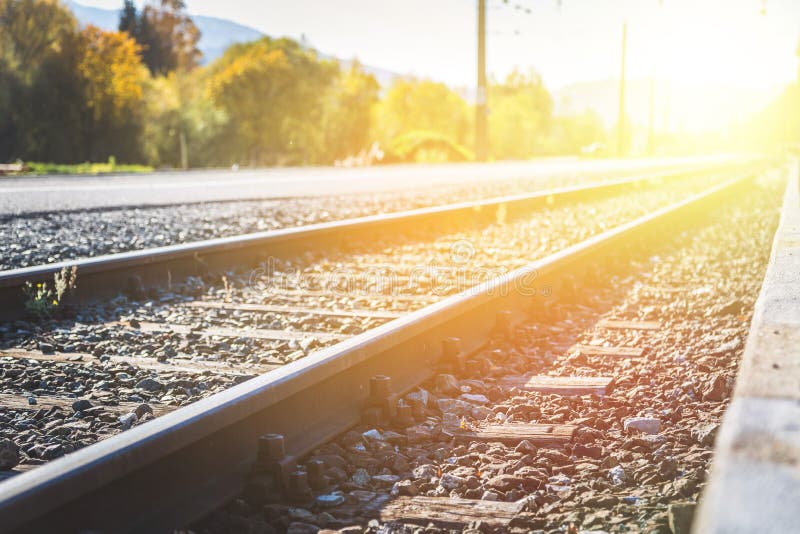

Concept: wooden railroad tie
[[185, 300, 403, 320], [596, 319, 660, 331], [120, 321, 347, 343], [0, 349, 277, 376], [260, 288, 436, 303], [573, 345, 644, 358], [443, 422, 575, 447], [368, 496, 526, 529], [501, 375, 613, 396], [0, 392, 173, 417]]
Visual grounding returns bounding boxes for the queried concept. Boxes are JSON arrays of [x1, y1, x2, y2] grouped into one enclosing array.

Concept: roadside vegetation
[[22, 159, 152, 175], [0, 0, 609, 171]]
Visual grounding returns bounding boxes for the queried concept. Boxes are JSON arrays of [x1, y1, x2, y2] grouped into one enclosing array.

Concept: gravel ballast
[[190, 172, 784, 533]]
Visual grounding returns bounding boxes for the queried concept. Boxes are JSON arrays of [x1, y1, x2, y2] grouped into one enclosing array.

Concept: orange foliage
[[78, 25, 147, 122]]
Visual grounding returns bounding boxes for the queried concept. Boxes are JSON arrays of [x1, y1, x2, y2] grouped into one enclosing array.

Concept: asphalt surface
[[0, 156, 734, 215]]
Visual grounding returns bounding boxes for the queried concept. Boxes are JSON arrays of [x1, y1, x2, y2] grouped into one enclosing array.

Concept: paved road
[[0, 156, 734, 215]]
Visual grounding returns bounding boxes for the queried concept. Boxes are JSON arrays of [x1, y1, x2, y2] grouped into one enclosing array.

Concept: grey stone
[[72, 399, 93, 412], [459, 393, 489, 405], [608, 466, 626, 485], [286, 522, 319, 534], [372, 474, 400, 486], [362, 429, 384, 442], [439, 473, 467, 491], [624, 417, 661, 434], [436, 374, 460, 395], [133, 403, 153, 419], [135, 378, 164, 392], [351, 468, 371, 487], [119, 412, 138, 430], [392, 479, 419, 496], [0, 439, 20, 470], [317, 493, 345, 508], [412, 464, 437, 480], [436, 398, 473, 415], [692, 423, 719, 447]]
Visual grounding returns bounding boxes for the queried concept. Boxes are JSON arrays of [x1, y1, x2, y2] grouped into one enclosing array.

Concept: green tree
[[545, 110, 607, 155], [488, 69, 553, 159], [0, 0, 78, 160], [0, 0, 77, 78], [118, 0, 139, 35], [142, 71, 226, 168], [373, 79, 471, 147], [320, 61, 379, 162], [205, 37, 336, 166], [118, 0, 200, 75]]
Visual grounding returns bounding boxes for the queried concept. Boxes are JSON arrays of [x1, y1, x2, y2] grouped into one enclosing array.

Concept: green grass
[[23, 158, 152, 175]]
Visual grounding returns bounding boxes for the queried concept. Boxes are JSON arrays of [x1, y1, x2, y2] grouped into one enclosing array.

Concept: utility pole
[[476, 0, 489, 162], [796, 36, 800, 147], [647, 77, 655, 156], [649, 0, 664, 157], [617, 20, 628, 158]]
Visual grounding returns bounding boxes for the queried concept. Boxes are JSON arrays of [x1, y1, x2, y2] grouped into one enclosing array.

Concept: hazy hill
[[65, 1, 263, 63], [64, 0, 401, 86], [554, 78, 782, 132]]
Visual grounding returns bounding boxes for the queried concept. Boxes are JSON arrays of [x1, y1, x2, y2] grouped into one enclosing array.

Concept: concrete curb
[[694, 163, 800, 533]]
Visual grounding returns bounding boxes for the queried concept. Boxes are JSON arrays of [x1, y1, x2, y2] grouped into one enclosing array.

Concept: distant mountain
[[66, 0, 265, 63], [554, 78, 782, 133], [64, 0, 401, 85]]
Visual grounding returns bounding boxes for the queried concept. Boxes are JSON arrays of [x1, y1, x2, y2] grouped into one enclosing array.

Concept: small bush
[[22, 267, 78, 320], [383, 131, 474, 164], [24, 159, 151, 175]]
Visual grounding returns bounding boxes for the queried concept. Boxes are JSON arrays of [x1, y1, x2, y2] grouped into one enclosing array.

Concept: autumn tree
[[76, 26, 148, 162], [205, 37, 336, 165]]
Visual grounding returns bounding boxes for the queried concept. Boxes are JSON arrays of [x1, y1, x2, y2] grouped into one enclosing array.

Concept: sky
[[75, 0, 800, 90], [76, 0, 800, 132]]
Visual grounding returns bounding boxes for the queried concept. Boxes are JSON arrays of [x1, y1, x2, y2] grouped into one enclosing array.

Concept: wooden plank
[[185, 300, 403, 320], [260, 288, 436, 303], [639, 285, 687, 294], [443, 423, 575, 447], [502, 375, 612, 396], [265, 273, 421, 286], [0, 393, 174, 416], [372, 496, 525, 529], [597, 319, 660, 331], [121, 321, 346, 343], [574, 345, 644, 358], [0, 349, 277, 376], [0, 163, 24, 174], [355, 263, 471, 274]]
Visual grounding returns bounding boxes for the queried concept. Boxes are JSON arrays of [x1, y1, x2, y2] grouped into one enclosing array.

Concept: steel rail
[[0, 171, 753, 534], [0, 163, 739, 322]]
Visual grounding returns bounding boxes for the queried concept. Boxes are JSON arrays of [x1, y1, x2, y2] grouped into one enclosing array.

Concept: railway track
[[0, 163, 733, 319], [0, 162, 789, 533]]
